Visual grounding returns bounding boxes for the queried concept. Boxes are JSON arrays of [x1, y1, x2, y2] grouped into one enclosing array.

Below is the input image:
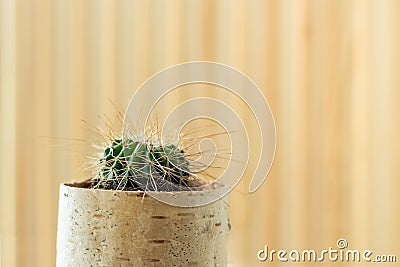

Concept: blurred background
[[1, 0, 400, 266]]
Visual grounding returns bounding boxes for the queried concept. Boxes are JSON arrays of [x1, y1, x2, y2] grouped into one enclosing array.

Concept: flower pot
[[56, 181, 229, 266]]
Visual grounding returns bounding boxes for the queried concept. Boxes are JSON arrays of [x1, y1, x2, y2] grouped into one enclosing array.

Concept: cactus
[[93, 138, 191, 191]]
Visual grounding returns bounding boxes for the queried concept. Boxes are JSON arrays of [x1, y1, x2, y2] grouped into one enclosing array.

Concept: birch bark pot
[[56, 182, 229, 266]]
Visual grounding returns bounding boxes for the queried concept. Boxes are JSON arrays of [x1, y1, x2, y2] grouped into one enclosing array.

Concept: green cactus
[[95, 138, 191, 191], [151, 144, 190, 185]]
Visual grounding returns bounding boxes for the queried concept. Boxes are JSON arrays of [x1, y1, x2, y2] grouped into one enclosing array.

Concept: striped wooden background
[[1, 1, 399, 266]]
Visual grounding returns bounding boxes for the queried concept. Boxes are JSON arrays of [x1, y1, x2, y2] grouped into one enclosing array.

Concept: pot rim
[[61, 180, 227, 197]]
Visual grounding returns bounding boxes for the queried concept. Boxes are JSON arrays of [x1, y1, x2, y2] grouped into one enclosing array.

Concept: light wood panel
[[0, 0, 17, 266], [1, 1, 399, 266]]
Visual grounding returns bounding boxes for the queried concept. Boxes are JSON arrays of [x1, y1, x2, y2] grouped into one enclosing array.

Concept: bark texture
[[56, 183, 229, 266]]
